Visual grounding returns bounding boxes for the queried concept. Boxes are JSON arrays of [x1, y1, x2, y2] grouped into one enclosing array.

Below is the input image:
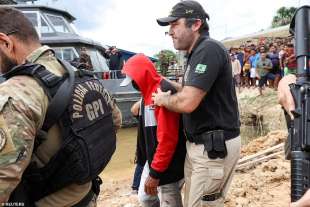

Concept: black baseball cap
[[157, 0, 209, 26]]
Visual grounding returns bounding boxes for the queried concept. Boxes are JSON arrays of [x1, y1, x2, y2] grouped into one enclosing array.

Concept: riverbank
[[100, 127, 137, 181]]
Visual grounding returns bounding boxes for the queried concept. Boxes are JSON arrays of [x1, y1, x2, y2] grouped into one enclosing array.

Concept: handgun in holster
[[202, 130, 227, 159]]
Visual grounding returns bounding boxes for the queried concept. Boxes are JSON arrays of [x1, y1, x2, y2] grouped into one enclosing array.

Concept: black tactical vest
[[5, 60, 116, 203]]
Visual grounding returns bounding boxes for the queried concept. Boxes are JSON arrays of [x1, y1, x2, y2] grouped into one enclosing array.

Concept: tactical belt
[[184, 130, 238, 144]]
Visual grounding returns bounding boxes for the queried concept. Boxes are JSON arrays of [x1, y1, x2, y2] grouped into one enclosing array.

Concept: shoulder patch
[[0, 114, 16, 156], [0, 128, 6, 152], [195, 64, 207, 74]]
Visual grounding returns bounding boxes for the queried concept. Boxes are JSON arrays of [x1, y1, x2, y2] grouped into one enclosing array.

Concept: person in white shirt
[[231, 54, 241, 92]]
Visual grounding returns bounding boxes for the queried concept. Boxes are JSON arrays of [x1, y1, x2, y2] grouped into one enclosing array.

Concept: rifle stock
[[289, 5, 310, 201]]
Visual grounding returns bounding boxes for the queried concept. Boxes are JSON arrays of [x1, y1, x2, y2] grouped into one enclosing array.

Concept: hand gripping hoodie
[[122, 54, 186, 185]]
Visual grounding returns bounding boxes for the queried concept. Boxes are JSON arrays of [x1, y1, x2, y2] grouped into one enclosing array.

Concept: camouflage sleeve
[[0, 98, 36, 202], [103, 88, 122, 132], [0, 78, 47, 202]]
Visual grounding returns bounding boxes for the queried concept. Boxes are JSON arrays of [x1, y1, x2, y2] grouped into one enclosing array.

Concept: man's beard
[[0, 49, 18, 74], [173, 30, 194, 51]]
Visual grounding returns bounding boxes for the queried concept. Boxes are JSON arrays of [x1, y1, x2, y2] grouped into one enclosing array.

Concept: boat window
[[88, 50, 109, 72], [53, 47, 78, 61], [70, 23, 79, 35], [46, 14, 70, 33], [23, 12, 38, 30], [63, 48, 75, 61], [54, 50, 62, 60], [23, 11, 54, 36], [40, 16, 53, 33]]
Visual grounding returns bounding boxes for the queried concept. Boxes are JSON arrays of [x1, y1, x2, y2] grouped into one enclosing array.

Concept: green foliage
[[272, 6, 297, 28], [154, 50, 177, 76]]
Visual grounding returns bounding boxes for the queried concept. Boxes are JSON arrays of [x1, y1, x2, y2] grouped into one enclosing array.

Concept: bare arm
[[131, 99, 141, 116], [277, 74, 297, 119], [291, 189, 310, 207], [152, 86, 206, 113], [104, 88, 122, 131], [279, 52, 285, 69]]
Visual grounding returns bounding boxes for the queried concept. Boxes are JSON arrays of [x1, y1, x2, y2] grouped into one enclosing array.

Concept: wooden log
[[237, 150, 284, 169], [238, 143, 284, 165]]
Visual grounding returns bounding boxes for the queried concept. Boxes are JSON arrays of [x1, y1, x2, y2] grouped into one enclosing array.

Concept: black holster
[[91, 176, 102, 195], [201, 130, 227, 159], [72, 177, 102, 207]]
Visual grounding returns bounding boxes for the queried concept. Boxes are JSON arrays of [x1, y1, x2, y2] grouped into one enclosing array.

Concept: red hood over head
[[122, 54, 162, 104]]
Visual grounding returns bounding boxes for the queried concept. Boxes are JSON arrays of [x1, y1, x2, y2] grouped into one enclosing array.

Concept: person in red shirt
[[120, 54, 186, 207], [283, 44, 297, 75]]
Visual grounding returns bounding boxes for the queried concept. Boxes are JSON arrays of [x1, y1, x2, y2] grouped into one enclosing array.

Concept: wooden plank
[[237, 150, 284, 169], [238, 143, 284, 165]]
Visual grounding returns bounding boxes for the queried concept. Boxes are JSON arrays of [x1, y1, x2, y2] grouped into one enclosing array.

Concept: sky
[[35, 0, 310, 57]]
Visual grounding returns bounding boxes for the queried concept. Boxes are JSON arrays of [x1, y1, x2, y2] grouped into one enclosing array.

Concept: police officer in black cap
[[152, 1, 241, 206]]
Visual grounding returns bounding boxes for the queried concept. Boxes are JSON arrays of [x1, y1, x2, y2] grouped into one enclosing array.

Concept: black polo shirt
[[182, 34, 240, 139]]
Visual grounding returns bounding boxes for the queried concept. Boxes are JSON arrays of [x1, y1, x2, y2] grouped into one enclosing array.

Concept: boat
[[0, 0, 144, 127]]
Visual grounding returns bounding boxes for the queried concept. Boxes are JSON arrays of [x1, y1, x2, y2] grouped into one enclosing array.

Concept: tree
[[272, 7, 297, 28], [154, 50, 177, 76]]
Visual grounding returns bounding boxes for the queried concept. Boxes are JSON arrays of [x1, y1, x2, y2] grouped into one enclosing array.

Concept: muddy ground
[[97, 88, 291, 207]]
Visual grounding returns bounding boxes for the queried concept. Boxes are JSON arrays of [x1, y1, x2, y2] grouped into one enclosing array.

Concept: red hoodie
[[122, 54, 181, 178]]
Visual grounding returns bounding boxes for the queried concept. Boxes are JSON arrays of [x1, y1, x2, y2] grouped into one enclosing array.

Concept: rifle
[[288, 5, 310, 202]]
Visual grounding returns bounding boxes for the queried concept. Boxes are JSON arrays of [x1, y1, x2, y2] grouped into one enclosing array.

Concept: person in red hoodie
[[120, 54, 186, 207]]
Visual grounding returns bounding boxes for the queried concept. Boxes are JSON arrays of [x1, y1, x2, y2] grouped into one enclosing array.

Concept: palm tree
[[272, 6, 297, 28]]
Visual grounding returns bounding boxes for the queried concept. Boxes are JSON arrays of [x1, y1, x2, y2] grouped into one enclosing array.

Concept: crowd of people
[[230, 37, 296, 95]]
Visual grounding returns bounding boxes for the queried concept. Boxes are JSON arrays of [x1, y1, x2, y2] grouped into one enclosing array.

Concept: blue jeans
[[132, 163, 144, 190]]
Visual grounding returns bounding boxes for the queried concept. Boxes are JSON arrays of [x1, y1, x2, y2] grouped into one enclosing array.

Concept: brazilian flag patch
[[195, 64, 207, 74]]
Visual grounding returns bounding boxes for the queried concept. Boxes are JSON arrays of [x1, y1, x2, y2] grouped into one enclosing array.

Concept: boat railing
[[96, 70, 124, 80]]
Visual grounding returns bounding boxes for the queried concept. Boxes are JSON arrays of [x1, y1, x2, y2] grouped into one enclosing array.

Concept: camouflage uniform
[[0, 46, 122, 206]]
